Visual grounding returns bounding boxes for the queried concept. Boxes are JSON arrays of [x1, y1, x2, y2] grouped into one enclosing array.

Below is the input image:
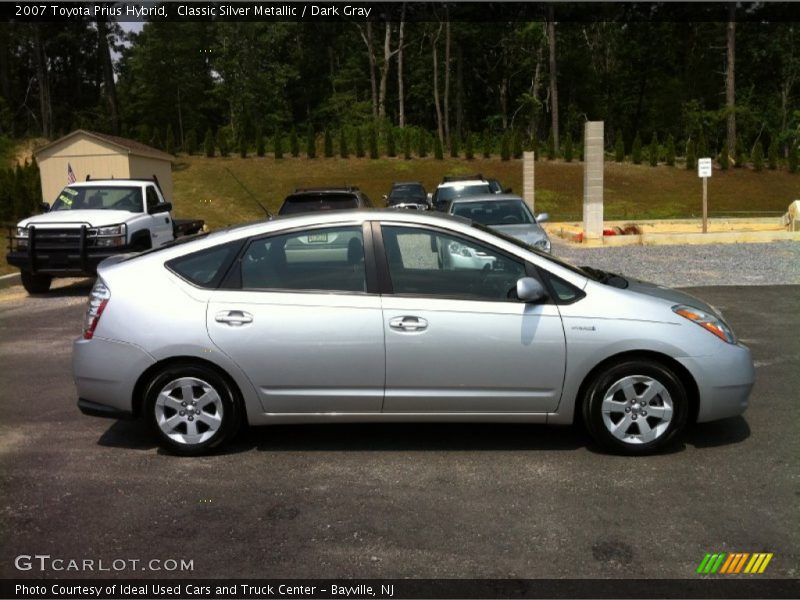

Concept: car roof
[[289, 187, 360, 195], [449, 193, 525, 204], [436, 180, 491, 190], [66, 179, 153, 187], [391, 181, 424, 186]]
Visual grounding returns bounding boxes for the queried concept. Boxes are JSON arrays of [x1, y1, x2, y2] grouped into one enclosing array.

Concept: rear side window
[[279, 194, 359, 215], [166, 241, 241, 288]]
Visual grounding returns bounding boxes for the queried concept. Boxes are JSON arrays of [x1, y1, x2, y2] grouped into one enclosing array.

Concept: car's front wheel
[[20, 271, 52, 294], [582, 359, 688, 455], [144, 363, 241, 455]]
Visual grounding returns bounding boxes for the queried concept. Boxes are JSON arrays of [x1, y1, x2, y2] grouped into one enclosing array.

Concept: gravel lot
[[553, 240, 800, 287]]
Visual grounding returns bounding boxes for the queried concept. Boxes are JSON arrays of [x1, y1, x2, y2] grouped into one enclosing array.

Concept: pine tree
[[356, 129, 365, 157], [434, 136, 444, 160], [719, 146, 729, 170], [768, 137, 779, 170], [685, 139, 696, 170], [290, 127, 299, 157], [465, 133, 474, 160], [204, 129, 215, 158], [274, 130, 283, 159], [648, 132, 659, 166], [306, 125, 316, 158], [614, 131, 624, 162], [217, 131, 228, 157], [563, 132, 573, 162], [697, 131, 708, 159], [369, 126, 379, 159], [482, 130, 492, 158], [165, 124, 175, 155], [547, 130, 556, 160], [256, 130, 265, 157], [512, 130, 522, 159], [450, 134, 460, 158], [665, 134, 675, 166], [402, 128, 411, 159], [239, 136, 247, 158], [631, 133, 642, 164], [323, 129, 333, 158], [185, 130, 197, 156], [500, 132, 511, 161], [387, 127, 396, 157], [752, 141, 764, 171], [418, 130, 428, 158], [339, 129, 349, 158], [789, 142, 799, 173], [734, 136, 745, 168]]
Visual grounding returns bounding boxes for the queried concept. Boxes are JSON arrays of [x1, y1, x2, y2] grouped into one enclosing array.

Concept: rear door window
[[166, 241, 241, 288]]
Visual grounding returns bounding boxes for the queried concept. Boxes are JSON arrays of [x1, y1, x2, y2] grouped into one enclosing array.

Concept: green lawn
[[171, 155, 797, 229]]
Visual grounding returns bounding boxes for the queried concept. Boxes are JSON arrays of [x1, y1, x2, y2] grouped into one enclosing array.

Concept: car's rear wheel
[[20, 271, 52, 294], [582, 359, 688, 455], [144, 363, 241, 456]]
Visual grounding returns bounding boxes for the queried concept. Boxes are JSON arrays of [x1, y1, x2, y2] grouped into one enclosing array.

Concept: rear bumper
[[73, 336, 156, 417], [677, 342, 755, 422]]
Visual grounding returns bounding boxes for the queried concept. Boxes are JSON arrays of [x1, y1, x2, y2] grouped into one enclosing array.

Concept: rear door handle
[[215, 310, 253, 326], [389, 316, 428, 331]]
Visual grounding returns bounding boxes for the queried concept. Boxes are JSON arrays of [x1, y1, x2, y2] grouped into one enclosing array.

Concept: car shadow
[[28, 278, 94, 297], [96, 417, 751, 455]]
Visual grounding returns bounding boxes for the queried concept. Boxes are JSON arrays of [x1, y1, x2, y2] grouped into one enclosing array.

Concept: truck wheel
[[20, 271, 52, 294]]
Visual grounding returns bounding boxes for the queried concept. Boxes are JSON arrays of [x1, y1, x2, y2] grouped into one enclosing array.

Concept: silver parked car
[[448, 194, 552, 253], [73, 210, 754, 455]]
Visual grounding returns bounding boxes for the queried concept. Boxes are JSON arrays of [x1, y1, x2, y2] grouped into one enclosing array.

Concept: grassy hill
[[170, 155, 797, 229]]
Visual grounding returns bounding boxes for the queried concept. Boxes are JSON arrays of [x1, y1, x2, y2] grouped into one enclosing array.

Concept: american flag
[[67, 163, 76, 184]]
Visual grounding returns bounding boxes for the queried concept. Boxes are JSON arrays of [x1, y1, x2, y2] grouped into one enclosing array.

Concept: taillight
[[83, 279, 111, 340]]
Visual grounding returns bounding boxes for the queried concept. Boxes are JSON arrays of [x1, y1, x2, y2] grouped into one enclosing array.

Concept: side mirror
[[535, 212, 549, 223], [516, 277, 547, 303], [149, 202, 173, 214], [40, 202, 50, 213], [382, 194, 388, 201]]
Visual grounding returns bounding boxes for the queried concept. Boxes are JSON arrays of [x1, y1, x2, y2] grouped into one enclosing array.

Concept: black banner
[[7, 2, 800, 23], [2, 579, 800, 600]]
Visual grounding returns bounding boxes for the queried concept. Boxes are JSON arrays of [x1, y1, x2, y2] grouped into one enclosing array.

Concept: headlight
[[672, 304, 736, 344], [95, 225, 125, 236], [448, 241, 473, 257], [533, 238, 551, 253], [89, 224, 126, 247], [16, 226, 29, 238]]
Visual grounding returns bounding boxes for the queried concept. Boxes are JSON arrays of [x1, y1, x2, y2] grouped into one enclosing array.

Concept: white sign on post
[[698, 158, 712, 178]]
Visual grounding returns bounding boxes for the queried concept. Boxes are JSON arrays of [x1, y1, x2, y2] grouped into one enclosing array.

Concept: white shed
[[34, 129, 174, 204]]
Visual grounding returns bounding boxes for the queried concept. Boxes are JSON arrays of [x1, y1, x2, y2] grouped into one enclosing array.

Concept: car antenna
[[224, 167, 272, 219]]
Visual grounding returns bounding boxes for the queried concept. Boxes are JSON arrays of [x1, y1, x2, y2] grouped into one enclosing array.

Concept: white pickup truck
[[6, 178, 204, 294]]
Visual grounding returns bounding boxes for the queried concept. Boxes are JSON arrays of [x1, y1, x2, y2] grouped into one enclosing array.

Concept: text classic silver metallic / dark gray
[[73, 210, 754, 455]]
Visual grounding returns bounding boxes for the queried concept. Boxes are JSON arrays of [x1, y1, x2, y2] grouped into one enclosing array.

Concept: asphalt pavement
[[0, 280, 797, 580]]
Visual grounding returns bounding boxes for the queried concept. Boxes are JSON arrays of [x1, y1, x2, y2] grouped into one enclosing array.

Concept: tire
[[582, 359, 688, 455], [20, 271, 52, 294], [144, 362, 241, 456], [131, 235, 151, 252]]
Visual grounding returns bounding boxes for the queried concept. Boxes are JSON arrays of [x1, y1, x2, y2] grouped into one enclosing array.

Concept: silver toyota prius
[[73, 210, 754, 456]]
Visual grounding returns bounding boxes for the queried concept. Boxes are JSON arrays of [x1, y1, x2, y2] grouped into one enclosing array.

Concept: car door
[[145, 185, 173, 247], [206, 223, 385, 414], [376, 223, 566, 413]]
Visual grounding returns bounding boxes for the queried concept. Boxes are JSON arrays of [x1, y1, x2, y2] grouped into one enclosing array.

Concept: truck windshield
[[51, 186, 144, 213]]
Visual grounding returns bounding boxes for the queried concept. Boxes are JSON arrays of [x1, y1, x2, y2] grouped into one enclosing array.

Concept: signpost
[[698, 157, 712, 233]]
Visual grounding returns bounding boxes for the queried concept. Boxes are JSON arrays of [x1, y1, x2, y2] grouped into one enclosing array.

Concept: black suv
[[383, 181, 429, 210], [278, 187, 373, 216]]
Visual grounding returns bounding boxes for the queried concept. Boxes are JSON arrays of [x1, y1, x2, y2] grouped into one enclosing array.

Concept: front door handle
[[389, 316, 428, 331], [215, 310, 253, 326]]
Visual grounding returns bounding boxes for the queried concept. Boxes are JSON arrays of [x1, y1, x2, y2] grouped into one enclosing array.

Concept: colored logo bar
[[697, 552, 773, 574]]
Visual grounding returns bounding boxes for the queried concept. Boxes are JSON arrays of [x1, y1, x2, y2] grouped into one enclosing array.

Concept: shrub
[[418, 130, 428, 158], [465, 132, 474, 160], [339, 129, 349, 158], [369, 126, 379, 159], [256, 130, 265, 157], [734, 135, 744, 168], [665, 134, 675, 166], [563, 132, 573, 162], [204, 129, 214, 158], [356, 128, 365, 158], [631, 133, 642, 165], [719, 145, 729, 170], [185, 130, 197, 156], [697, 131, 708, 159], [434, 136, 444, 160], [685, 139, 696, 170], [306, 124, 316, 158], [324, 129, 333, 158], [752, 141, 764, 171], [239, 136, 247, 158], [547, 129, 556, 160], [512, 130, 522, 159], [274, 130, 283, 159], [217, 131, 228, 157], [402, 128, 411, 159], [500, 132, 511, 161], [289, 127, 299, 157], [450, 134, 460, 158], [614, 131, 624, 162], [482, 130, 492, 158], [387, 126, 396, 157], [648, 132, 658, 166]]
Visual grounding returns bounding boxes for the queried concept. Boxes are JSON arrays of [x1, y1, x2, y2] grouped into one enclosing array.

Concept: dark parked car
[[278, 187, 373, 216], [383, 181, 429, 210]]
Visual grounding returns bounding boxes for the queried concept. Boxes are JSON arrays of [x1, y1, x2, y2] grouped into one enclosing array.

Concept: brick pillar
[[583, 121, 604, 241], [523, 151, 535, 213]]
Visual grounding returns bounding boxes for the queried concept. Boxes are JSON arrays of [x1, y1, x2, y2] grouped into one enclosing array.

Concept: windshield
[[51, 186, 143, 212], [388, 185, 426, 204], [279, 194, 359, 215], [472, 222, 597, 280], [435, 184, 492, 204], [451, 199, 535, 226]]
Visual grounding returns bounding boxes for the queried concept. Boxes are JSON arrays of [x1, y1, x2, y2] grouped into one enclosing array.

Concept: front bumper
[[7, 248, 130, 276], [73, 336, 156, 418], [677, 342, 755, 422]]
